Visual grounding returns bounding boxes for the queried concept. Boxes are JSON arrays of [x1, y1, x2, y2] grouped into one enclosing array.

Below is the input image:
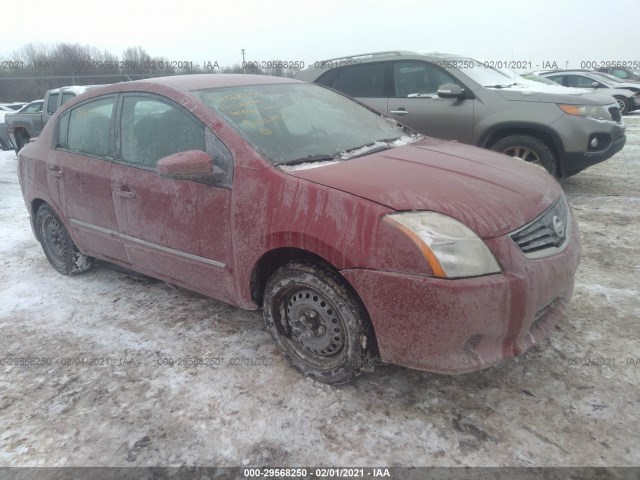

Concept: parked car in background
[[6, 85, 103, 152], [297, 51, 625, 177], [0, 111, 14, 150], [15, 99, 44, 114], [0, 102, 27, 112], [540, 70, 640, 114], [1, 100, 45, 151], [17, 74, 581, 384], [596, 66, 640, 82]]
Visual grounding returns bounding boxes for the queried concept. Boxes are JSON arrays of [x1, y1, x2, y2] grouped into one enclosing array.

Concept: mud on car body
[[17, 74, 580, 384]]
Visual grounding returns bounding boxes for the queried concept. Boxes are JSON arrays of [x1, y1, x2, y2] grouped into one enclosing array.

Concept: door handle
[[390, 109, 409, 116], [48, 166, 63, 178], [114, 187, 136, 199]]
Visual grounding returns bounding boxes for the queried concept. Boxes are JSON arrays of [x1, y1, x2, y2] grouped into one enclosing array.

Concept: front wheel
[[263, 262, 376, 384], [35, 204, 94, 275], [614, 96, 630, 115], [491, 135, 557, 177]]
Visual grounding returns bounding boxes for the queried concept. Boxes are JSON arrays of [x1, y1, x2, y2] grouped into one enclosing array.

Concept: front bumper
[[341, 214, 581, 374], [561, 131, 625, 177]]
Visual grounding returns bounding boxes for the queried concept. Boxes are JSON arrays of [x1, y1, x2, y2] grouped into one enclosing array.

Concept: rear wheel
[[614, 96, 630, 115], [491, 135, 557, 176], [35, 204, 94, 275], [14, 130, 30, 153], [263, 262, 376, 384]]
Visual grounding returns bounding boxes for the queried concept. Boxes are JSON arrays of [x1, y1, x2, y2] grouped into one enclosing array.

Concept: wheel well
[[484, 127, 560, 167], [31, 199, 46, 241], [14, 127, 29, 137], [251, 247, 380, 358], [251, 248, 336, 306]]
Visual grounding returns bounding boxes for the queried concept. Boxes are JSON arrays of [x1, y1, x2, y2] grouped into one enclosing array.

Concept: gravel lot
[[1, 114, 639, 468]]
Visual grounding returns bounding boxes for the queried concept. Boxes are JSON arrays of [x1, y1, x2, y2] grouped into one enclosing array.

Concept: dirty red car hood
[[282, 138, 562, 238]]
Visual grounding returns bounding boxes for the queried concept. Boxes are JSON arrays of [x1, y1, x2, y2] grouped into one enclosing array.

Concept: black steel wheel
[[491, 134, 557, 177], [35, 204, 94, 275], [263, 262, 376, 384]]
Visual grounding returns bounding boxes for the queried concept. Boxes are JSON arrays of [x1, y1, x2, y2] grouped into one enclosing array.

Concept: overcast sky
[[2, 0, 638, 71]]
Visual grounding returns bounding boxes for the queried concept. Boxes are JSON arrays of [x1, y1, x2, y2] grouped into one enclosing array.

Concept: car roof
[[312, 50, 473, 66], [125, 74, 302, 91]]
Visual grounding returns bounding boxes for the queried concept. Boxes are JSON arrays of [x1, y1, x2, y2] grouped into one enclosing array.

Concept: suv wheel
[[613, 96, 629, 115], [491, 135, 557, 176], [35, 204, 94, 275], [263, 262, 376, 384]]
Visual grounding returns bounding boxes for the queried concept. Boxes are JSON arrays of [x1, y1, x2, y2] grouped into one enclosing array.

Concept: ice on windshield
[[196, 83, 416, 166]]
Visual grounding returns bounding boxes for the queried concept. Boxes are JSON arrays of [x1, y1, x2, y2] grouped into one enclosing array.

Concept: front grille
[[510, 197, 570, 258], [609, 106, 622, 123]]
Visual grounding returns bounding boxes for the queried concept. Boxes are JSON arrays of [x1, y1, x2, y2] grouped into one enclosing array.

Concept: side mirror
[[157, 150, 226, 183], [591, 81, 602, 88], [437, 83, 465, 99]]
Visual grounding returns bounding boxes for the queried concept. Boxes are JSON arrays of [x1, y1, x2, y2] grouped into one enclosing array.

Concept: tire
[[490, 135, 557, 177], [35, 204, 94, 275], [613, 96, 630, 115], [263, 262, 376, 384], [14, 130, 29, 153]]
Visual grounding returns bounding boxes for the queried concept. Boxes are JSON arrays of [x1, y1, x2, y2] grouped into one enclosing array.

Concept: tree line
[[0, 43, 302, 101]]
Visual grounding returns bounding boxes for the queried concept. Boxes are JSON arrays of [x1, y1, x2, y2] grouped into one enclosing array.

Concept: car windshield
[[456, 62, 516, 87], [196, 83, 418, 166]]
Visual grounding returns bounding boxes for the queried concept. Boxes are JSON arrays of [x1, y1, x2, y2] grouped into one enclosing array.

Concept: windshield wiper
[[277, 154, 336, 167], [340, 142, 393, 159]]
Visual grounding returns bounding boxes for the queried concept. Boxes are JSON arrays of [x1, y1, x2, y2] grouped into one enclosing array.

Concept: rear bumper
[[341, 215, 581, 374]]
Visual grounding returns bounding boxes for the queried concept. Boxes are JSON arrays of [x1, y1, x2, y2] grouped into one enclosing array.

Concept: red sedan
[[16, 74, 580, 383]]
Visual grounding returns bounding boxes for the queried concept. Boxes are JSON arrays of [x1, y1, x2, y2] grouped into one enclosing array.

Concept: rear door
[[317, 62, 389, 116], [49, 94, 127, 262], [387, 61, 474, 142], [111, 93, 234, 300]]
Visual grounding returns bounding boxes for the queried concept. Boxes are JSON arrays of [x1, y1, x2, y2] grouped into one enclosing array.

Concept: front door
[[387, 61, 474, 143], [111, 94, 234, 301]]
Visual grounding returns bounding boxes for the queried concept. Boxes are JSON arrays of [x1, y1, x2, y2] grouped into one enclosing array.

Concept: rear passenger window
[[334, 63, 386, 97], [567, 75, 599, 88], [546, 75, 565, 85], [67, 97, 115, 157], [120, 96, 205, 168]]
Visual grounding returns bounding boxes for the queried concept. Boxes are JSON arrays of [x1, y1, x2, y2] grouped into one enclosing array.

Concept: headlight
[[558, 104, 611, 120], [384, 212, 501, 278]]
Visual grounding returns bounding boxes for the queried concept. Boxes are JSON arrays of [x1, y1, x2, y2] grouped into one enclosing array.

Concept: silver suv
[[297, 51, 626, 177]]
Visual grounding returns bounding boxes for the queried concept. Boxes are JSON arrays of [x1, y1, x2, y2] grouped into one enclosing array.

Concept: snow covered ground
[[1, 116, 639, 467]]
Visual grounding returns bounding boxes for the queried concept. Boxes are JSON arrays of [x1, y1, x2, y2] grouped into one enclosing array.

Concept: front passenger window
[[393, 62, 457, 97], [120, 96, 205, 168]]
